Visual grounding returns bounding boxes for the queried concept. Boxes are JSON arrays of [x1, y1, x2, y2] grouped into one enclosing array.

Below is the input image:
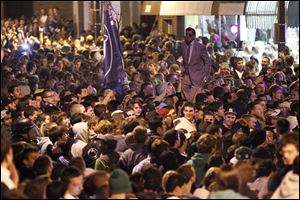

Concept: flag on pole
[[103, 1, 124, 95]]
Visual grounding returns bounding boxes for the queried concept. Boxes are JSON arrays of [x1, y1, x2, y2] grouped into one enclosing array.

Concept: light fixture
[[230, 25, 238, 35]]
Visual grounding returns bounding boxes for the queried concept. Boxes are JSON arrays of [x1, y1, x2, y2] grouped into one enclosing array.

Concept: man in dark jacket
[[118, 126, 148, 174]]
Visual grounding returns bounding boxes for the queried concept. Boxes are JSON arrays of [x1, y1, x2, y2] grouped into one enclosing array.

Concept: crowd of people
[[1, 7, 299, 199]]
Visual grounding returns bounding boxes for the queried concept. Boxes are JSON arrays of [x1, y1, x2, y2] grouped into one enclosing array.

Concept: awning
[[141, 1, 246, 16], [245, 1, 277, 29]]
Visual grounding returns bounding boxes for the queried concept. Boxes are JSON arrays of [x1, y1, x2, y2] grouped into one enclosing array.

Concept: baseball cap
[[225, 107, 237, 116]]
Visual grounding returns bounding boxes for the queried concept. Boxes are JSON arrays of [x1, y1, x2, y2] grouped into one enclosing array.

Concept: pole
[[201, 16, 204, 37], [237, 15, 241, 49], [277, 1, 285, 54], [91, 1, 101, 38]]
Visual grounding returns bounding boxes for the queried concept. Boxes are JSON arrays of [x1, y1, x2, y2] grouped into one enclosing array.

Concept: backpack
[[82, 138, 102, 168]]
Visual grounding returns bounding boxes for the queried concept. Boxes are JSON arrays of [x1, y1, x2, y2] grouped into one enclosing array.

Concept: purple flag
[[103, 1, 124, 95]]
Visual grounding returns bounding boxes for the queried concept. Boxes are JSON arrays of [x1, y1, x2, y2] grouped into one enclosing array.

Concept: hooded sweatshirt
[[187, 152, 210, 186], [73, 122, 89, 143], [37, 137, 53, 154], [271, 171, 299, 199]]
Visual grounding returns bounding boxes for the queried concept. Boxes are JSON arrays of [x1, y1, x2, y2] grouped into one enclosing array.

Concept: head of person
[[75, 85, 89, 101], [48, 126, 69, 143], [24, 175, 51, 199], [177, 164, 196, 186], [290, 88, 299, 101], [149, 138, 170, 161], [8, 84, 21, 100], [208, 101, 224, 120], [2, 96, 17, 111], [269, 84, 283, 101], [69, 103, 86, 117], [69, 157, 87, 176], [280, 133, 299, 166], [61, 167, 84, 197], [183, 101, 195, 122], [163, 129, 181, 148], [133, 99, 143, 117], [83, 171, 110, 198], [185, 27, 196, 44], [255, 82, 266, 95], [196, 133, 217, 154], [109, 169, 132, 197], [276, 118, 290, 135], [148, 115, 164, 136], [203, 111, 215, 124], [12, 118, 40, 142], [208, 153, 226, 168], [141, 82, 155, 97], [142, 166, 163, 193], [99, 134, 117, 154], [132, 125, 148, 145], [234, 57, 244, 72], [206, 124, 222, 140], [124, 106, 136, 119], [249, 100, 265, 120], [42, 90, 60, 106], [32, 155, 53, 177], [162, 171, 186, 196], [46, 180, 68, 199], [215, 165, 240, 192], [223, 108, 237, 128], [243, 114, 257, 130], [261, 56, 271, 68], [16, 145, 40, 169]]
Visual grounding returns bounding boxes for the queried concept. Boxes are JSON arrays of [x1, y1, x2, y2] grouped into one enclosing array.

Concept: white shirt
[[173, 117, 196, 139], [187, 40, 195, 64], [235, 69, 244, 79], [64, 192, 78, 199], [1, 166, 16, 190]]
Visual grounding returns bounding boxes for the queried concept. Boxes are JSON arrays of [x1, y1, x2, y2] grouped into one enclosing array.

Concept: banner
[[103, 1, 124, 95]]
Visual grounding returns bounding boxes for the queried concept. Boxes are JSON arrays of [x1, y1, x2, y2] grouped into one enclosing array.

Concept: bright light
[[21, 44, 30, 50], [230, 25, 238, 35]]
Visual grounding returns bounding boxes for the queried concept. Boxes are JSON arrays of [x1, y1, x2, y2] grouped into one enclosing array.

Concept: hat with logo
[[224, 107, 237, 116]]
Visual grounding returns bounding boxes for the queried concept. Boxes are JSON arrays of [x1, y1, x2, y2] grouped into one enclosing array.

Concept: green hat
[[109, 169, 132, 194]]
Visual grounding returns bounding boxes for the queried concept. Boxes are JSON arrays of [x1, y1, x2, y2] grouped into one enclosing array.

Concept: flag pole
[[100, 1, 104, 35]]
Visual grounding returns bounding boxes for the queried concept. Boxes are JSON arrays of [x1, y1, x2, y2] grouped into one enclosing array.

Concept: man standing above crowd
[[180, 27, 211, 102]]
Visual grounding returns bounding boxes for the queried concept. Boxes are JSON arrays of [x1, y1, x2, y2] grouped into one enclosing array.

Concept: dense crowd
[[1, 8, 299, 199]]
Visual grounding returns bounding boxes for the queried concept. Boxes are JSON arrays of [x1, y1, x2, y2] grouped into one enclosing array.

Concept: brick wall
[[33, 1, 73, 20]]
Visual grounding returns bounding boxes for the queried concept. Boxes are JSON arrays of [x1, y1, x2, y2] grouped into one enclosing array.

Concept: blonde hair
[[95, 120, 113, 134]]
